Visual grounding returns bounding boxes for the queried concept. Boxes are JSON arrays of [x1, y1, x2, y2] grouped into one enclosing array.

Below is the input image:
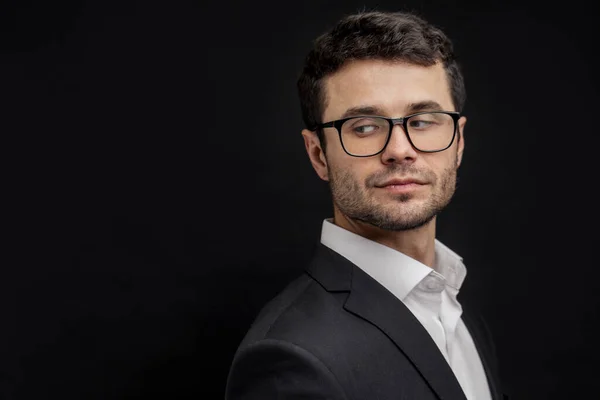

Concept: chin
[[375, 207, 437, 231], [367, 216, 433, 232]]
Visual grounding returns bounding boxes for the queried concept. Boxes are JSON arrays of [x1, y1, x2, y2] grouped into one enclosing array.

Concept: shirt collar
[[320, 218, 467, 300], [433, 239, 467, 290]]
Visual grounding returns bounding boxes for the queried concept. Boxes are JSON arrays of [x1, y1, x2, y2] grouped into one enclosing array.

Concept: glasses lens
[[407, 112, 456, 151], [341, 117, 390, 156]]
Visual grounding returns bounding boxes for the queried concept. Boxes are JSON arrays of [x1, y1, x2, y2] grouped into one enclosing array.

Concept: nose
[[380, 123, 418, 164]]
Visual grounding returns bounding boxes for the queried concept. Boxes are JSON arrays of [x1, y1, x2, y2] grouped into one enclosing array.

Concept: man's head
[[298, 11, 467, 232]]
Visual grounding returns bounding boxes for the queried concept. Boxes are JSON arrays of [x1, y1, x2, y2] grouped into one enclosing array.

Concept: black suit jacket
[[226, 243, 507, 399]]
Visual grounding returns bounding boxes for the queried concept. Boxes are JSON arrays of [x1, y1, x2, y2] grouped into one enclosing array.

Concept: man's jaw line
[[332, 203, 435, 236]]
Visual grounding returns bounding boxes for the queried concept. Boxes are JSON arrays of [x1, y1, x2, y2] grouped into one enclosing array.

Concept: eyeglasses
[[315, 111, 460, 157]]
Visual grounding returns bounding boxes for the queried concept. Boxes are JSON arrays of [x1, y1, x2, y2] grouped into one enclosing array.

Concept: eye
[[410, 119, 433, 129], [408, 117, 437, 130], [354, 124, 379, 135], [345, 118, 387, 137]]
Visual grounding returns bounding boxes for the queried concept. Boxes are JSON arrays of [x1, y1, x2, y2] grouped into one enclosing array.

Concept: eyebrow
[[339, 100, 446, 119], [340, 106, 385, 119], [405, 100, 446, 113]]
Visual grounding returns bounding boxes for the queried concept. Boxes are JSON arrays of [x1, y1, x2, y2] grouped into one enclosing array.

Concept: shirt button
[[424, 277, 444, 292]]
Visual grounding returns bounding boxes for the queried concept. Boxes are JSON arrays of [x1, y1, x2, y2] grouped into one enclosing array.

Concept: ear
[[301, 129, 329, 181], [456, 116, 467, 168]]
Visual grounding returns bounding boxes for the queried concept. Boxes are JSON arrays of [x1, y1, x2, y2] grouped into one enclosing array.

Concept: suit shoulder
[[238, 272, 344, 346], [225, 338, 348, 400], [239, 274, 313, 342]]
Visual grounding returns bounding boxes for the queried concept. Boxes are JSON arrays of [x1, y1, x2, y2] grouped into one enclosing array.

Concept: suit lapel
[[307, 244, 467, 400], [461, 310, 504, 400]]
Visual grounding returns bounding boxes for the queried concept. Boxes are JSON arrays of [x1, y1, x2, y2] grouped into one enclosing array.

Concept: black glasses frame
[[315, 111, 461, 157]]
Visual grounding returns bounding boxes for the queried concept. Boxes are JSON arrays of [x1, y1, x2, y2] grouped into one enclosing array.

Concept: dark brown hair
[[297, 11, 466, 150]]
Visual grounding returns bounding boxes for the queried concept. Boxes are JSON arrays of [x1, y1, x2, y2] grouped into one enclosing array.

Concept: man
[[225, 10, 507, 400]]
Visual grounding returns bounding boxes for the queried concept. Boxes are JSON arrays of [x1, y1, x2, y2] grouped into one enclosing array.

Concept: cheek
[[347, 160, 377, 181], [425, 156, 458, 184], [330, 157, 372, 183]]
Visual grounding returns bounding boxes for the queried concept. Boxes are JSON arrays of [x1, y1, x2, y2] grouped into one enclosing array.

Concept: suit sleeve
[[225, 338, 348, 400]]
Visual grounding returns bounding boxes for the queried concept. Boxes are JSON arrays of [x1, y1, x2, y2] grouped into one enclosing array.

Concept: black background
[[2, 0, 598, 399]]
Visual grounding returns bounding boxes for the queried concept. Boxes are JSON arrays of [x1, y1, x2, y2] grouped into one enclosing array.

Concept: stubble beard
[[328, 162, 458, 232]]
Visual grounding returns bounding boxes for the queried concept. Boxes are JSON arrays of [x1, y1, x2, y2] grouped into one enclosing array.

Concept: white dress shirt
[[320, 219, 492, 400]]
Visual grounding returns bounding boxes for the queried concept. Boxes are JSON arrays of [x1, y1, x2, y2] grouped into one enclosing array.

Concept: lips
[[376, 178, 425, 187]]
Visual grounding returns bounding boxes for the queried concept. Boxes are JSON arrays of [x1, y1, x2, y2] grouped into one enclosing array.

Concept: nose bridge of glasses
[[384, 117, 415, 153], [389, 117, 409, 137], [390, 117, 405, 126]]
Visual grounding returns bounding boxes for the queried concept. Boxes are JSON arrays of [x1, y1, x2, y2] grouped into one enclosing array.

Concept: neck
[[333, 210, 437, 268]]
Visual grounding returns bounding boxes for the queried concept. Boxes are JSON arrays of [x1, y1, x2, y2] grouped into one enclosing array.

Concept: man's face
[[302, 59, 466, 231]]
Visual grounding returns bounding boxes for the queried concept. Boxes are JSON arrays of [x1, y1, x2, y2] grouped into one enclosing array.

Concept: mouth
[[375, 179, 426, 193]]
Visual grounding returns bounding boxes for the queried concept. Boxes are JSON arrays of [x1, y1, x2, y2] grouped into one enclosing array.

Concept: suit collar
[[305, 243, 352, 292], [306, 243, 468, 400]]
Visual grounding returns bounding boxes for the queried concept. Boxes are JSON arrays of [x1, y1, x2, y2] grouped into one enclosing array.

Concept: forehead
[[322, 59, 453, 119]]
